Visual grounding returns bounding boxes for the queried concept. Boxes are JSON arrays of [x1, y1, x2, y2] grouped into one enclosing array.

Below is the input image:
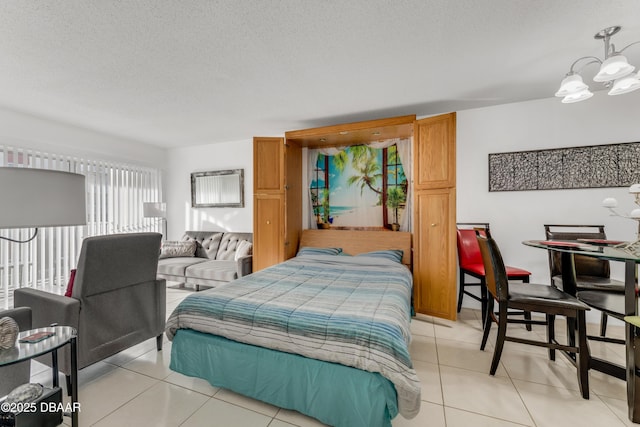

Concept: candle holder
[[602, 184, 640, 255]]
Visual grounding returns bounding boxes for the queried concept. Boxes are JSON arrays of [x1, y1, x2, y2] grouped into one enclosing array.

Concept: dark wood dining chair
[[457, 223, 532, 327], [477, 231, 591, 399], [544, 224, 626, 340]]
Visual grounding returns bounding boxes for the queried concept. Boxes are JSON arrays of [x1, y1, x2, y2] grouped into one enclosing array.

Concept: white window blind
[[0, 146, 163, 307]]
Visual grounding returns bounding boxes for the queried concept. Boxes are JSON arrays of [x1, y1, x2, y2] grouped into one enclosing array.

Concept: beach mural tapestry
[[309, 140, 409, 230]]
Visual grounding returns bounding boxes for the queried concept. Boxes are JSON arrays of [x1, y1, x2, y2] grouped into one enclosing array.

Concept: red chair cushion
[[461, 263, 530, 278], [457, 229, 483, 267], [505, 266, 532, 277], [457, 228, 532, 278]]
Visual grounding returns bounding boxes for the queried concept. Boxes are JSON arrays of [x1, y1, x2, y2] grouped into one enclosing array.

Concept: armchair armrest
[[0, 307, 32, 331], [13, 288, 80, 330], [236, 255, 253, 278]]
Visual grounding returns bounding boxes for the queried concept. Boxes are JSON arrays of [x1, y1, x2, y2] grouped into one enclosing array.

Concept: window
[[0, 146, 163, 307]]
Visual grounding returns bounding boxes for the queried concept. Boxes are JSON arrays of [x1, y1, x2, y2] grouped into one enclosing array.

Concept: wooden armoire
[[252, 137, 302, 272], [253, 112, 457, 320]]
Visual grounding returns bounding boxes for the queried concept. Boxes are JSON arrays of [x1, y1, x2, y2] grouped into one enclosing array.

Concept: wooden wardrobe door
[[253, 194, 284, 271], [284, 141, 302, 260], [253, 137, 302, 271], [254, 137, 284, 193], [413, 112, 457, 320], [414, 114, 456, 190], [413, 188, 456, 318]]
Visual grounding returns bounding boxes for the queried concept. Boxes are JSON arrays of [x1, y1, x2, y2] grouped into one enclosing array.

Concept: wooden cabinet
[[413, 113, 457, 319], [413, 188, 456, 318], [414, 113, 456, 190], [253, 137, 301, 271], [253, 194, 284, 270], [254, 137, 284, 193]]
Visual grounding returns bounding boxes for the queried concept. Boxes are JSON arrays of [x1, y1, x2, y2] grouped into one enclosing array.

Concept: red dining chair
[[457, 223, 532, 328]]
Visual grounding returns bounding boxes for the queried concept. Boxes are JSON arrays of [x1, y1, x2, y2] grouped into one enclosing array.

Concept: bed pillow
[[296, 247, 343, 257], [159, 240, 197, 259], [234, 240, 253, 261], [356, 249, 404, 264]]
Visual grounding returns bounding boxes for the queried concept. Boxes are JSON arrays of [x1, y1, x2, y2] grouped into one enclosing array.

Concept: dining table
[[523, 239, 640, 423]]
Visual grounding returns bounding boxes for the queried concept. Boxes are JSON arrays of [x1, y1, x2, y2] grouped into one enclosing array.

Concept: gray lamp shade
[[143, 202, 166, 218], [0, 167, 87, 229]]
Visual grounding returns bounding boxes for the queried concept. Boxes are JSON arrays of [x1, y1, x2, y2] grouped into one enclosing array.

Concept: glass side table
[[0, 326, 78, 427]]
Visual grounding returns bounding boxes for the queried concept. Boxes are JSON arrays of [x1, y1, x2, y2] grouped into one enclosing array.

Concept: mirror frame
[[191, 169, 244, 208]]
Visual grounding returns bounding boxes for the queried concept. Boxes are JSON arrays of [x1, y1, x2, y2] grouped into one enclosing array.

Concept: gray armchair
[[0, 307, 32, 397], [14, 233, 166, 379]]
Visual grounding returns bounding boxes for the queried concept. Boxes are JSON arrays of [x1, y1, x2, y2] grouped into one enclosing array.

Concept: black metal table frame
[[524, 241, 640, 423], [0, 326, 78, 427]]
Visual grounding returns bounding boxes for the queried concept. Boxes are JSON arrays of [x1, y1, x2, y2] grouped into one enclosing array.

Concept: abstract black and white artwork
[[488, 142, 640, 192]]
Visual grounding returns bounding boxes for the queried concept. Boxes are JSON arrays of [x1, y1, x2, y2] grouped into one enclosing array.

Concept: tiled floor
[[26, 286, 635, 426]]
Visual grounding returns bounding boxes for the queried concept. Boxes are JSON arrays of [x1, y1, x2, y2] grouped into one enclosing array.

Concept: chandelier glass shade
[[556, 26, 640, 103]]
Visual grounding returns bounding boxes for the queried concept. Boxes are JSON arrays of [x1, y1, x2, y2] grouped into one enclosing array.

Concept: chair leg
[[457, 270, 465, 313], [490, 305, 508, 375], [547, 314, 556, 361], [156, 334, 163, 351], [480, 298, 494, 351], [65, 374, 72, 397], [480, 278, 487, 328], [576, 310, 590, 399], [522, 276, 532, 331], [524, 311, 532, 332], [600, 312, 608, 337]]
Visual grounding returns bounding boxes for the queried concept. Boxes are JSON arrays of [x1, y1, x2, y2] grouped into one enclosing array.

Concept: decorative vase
[[0, 316, 19, 350], [391, 223, 400, 231], [318, 223, 331, 229]]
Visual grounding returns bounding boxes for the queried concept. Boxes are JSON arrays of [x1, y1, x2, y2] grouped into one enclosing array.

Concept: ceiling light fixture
[[556, 26, 640, 103]]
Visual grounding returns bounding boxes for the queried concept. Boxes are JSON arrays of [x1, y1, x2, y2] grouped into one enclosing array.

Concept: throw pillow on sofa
[[64, 269, 77, 297], [234, 240, 253, 261], [160, 240, 197, 259]]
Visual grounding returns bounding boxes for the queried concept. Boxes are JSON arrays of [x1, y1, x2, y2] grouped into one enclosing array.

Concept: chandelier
[[555, 26, 640, 103]]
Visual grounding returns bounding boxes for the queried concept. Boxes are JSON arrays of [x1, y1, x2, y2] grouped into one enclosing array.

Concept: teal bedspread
[[166, 254, 421, 422], [171, 329, 398, 427]]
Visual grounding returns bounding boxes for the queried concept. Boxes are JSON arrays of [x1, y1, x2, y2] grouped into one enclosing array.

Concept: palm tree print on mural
[[311, 145, 406, 228]]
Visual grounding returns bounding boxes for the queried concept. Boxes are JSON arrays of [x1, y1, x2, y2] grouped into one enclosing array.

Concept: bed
[[165, 230, 420, 427]]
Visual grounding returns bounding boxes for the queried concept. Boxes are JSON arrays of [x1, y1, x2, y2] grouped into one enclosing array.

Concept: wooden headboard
[[299, 229, 412, 268]]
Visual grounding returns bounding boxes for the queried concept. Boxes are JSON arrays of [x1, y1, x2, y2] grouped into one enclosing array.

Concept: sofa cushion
[[159, 240, 197, 259], [183, 231, 224, 259], [185, 260, 238, 282], [158, 257, 208, 277], [235, 240, 253, 261], [216, 232, 253, 261]]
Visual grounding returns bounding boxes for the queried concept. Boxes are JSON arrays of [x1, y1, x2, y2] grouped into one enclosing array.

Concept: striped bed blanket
[[165, 254, 421, 418]]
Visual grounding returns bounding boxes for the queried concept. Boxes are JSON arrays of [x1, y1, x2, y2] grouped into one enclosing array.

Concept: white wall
[[0, 107, 166, 168], [165, 139, 253, 239], [456, 91, 640, 318]]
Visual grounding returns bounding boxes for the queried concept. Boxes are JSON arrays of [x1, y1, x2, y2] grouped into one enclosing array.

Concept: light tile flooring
[[25, 286, 636, 426]]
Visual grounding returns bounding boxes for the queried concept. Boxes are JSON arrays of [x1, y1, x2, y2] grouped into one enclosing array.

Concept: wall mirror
[[191, 169, 244, 208]]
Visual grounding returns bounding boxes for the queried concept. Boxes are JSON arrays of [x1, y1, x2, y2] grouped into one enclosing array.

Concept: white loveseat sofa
[[157, 231, 253, 290]]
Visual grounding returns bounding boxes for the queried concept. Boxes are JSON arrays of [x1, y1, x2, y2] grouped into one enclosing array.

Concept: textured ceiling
[[0, 1, 639, 148]]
